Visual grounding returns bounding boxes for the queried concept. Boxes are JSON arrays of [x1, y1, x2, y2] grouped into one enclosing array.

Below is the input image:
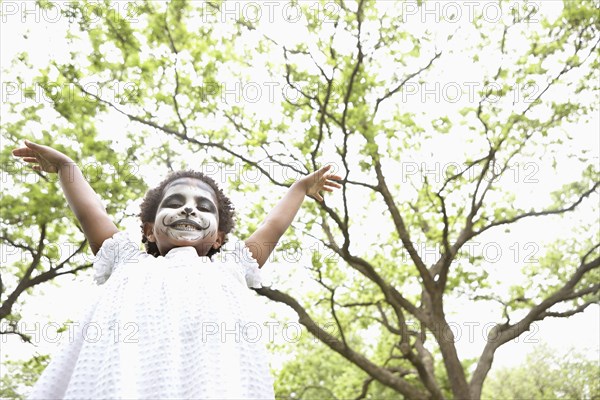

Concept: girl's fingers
[[25, 139, 41, 148], [22, 157, 40, 163], [13, 140, 43, 155], [323, 180, 342, 188], [12, 148, 36, 157], [317, 165, 333, 176]]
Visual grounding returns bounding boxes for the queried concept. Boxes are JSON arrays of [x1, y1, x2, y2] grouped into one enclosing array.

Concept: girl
[[12, 139, 342, 399]]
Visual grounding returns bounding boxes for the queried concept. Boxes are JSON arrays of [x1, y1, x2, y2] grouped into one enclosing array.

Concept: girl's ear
[[212, 231, 225, 249], [143, 222, 156, 242]]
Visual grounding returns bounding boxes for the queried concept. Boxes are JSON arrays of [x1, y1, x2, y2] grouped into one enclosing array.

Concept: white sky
[[1, 0, 598, 387]]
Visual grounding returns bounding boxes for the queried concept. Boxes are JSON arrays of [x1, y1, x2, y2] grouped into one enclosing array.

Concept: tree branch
[[254, 287, 429, 400], [470, 253, 600, 395], [474, 181, 599, 236]]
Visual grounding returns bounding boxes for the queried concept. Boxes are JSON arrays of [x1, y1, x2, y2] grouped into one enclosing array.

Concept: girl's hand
[[12, 140, 73, 173], [300, 164, 343, 202]]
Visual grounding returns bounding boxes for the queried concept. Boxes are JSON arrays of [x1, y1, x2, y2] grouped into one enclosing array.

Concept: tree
[[0, 355, 49, 399], [482, 343, 600, 399], [1, 1, 598, 398]]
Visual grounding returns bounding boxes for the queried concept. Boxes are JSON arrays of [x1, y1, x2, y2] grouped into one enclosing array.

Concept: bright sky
[[1, 0, 598, 388]]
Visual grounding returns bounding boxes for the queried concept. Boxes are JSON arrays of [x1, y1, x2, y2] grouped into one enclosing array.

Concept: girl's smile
[[161, 214, 210, 237]]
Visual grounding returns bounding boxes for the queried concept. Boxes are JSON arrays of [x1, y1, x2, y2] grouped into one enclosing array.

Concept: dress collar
[[165, 246, 200, 258]]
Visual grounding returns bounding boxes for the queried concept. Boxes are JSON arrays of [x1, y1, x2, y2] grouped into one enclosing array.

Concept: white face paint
[[148, 177, 222, 256]]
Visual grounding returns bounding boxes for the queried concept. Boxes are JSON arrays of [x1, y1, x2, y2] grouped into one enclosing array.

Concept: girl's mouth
[[171, 223, 201, 231], [165, 216, 209, 231]]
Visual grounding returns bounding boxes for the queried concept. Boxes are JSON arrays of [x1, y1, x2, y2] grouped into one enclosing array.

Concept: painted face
[[145, 177, 223, 257]]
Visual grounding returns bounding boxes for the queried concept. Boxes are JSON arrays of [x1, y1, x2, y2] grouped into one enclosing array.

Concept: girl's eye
[[163, 201, 212, 211]]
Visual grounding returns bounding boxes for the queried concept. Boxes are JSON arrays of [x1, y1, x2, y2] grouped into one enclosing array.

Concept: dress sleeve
[[237, 245, 263, 289], [219, 242, 262, 288], [93, 231, 141, 285]]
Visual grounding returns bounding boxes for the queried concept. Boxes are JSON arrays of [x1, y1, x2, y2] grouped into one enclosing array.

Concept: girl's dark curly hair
[[138, 170, 235, 258]]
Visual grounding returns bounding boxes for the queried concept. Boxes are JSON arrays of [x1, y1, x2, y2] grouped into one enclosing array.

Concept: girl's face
[[144, 177, 224, 257]]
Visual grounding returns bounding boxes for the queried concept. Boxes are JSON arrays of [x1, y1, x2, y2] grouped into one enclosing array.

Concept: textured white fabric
[[27, 231, 275, 399]]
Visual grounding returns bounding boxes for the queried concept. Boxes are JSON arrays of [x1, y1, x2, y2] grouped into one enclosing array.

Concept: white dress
[[27, 231, 275, 399]]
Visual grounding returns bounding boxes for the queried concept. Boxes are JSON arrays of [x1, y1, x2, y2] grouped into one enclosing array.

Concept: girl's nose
[[182, 207, 195, 216]]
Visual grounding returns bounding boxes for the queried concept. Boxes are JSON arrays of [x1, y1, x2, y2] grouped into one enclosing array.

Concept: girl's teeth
[[174, 224, 197, 231]]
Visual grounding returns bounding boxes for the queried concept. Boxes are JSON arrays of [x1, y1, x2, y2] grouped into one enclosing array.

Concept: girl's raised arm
[[12, 140, 119, 255], [245, 164, 342, 268]]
